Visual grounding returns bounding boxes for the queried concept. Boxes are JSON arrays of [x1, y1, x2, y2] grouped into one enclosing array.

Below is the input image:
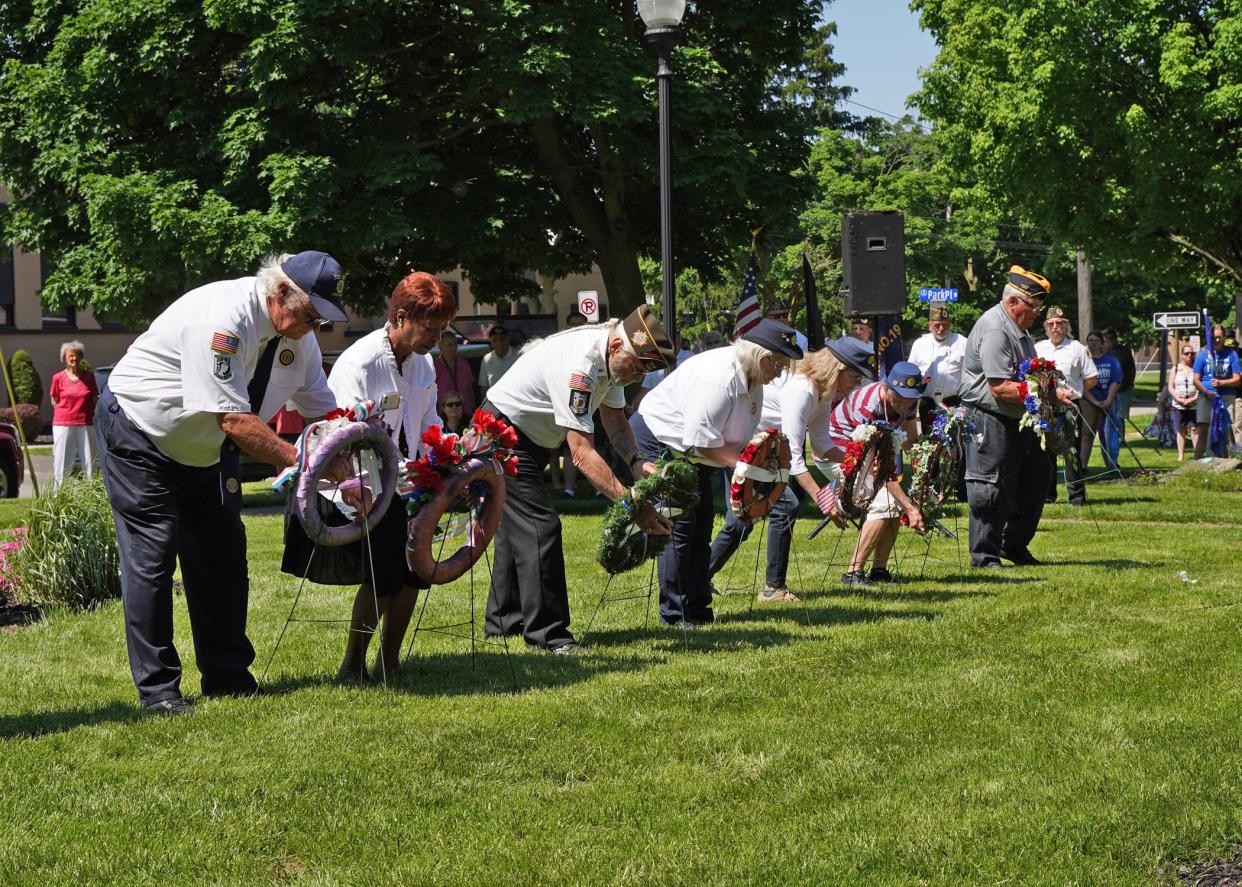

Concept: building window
[[0, 243, 14, 329], [40, 255, 76, 329]]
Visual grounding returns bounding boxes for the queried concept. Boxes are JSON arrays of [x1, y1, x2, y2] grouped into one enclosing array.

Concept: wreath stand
[[712, 509, 814, 627], [402, 508, 519, 691], [578, 559, 659, 646], [1064, 402, 1143, 532], [262, 447, 398, 689]]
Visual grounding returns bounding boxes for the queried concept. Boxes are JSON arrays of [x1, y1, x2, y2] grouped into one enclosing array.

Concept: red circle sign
[[580, 297, 597, 316]]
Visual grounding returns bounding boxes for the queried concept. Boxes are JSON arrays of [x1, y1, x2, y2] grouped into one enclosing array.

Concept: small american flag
[[568, 371, 592, 392], [211, 332, 239, 354], [732, 253, 762, 340]]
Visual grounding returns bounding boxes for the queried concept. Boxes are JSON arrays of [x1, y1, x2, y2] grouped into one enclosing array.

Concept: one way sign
[[1152, 311, 1200, 331]]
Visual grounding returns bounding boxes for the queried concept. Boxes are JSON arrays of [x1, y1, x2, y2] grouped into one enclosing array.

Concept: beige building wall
[[0, 188, 613, 426]]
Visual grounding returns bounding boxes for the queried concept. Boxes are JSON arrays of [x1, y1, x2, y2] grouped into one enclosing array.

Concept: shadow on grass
[[0, 700, 142, 740], [1045, 558, 1160, 569], [816, 587, 995, 604]]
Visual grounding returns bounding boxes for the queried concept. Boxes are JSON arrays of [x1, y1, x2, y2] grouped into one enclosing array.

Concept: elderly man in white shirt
[[96, 251, 348, 714], [907, 303, 967, 432], [1034, 305, 1097, 505], [282, 271, 456, 681], [631, 319, 804, 628]]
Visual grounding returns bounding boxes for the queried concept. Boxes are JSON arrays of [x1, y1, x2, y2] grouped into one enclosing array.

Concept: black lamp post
[[639, 0, 685, 344]]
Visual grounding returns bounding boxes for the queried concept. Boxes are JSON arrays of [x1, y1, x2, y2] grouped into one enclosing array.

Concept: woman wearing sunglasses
[[1168, 342, 1199, 461]]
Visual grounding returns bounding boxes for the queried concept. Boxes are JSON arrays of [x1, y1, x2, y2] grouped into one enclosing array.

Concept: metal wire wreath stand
[[262, 446, 519, 691]]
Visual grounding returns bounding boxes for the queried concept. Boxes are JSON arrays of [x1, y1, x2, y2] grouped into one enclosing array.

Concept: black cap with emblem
[[741, 318, 804, 360], [621, 305, 677, 369]]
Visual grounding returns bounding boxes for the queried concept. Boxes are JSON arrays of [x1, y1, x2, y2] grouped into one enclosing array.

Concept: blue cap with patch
[[740, 318, 804, 360], [823, 335, 877, 381], [281, 251, 349, 323], [886, 360, 929, 398]]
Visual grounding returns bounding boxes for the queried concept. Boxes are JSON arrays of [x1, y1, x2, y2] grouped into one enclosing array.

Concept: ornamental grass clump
[[9, 476, 120, 609]]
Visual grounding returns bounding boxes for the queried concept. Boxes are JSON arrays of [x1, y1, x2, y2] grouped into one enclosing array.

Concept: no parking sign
[[577, 290, 600, 322]]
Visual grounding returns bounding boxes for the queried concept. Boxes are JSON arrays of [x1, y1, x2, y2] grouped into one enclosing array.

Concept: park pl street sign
[[919, 287, 958, 302], [1152, 311, 1200, 331]]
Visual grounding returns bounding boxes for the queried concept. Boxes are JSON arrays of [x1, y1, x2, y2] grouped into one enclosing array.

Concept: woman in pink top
[[433, 329, 477, 415], [48, 340, 100, 488]]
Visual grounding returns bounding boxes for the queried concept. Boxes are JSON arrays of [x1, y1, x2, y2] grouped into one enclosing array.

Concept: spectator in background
[[1224, 329, 1242, 444], [1102, 327, 1136, 437], [566, 309, 587, 328], [433, 328, 477, 415], [849, 317, 872, 344], [1168, 342, 1199, 461], [1035, 307, 1096, 505], [479, 324, 518, 396], [907, 304, 966, 432], [439, 393, 469, 435], [49, 340, 100, 488], [766, 304, 809, 354], [1084, 330, 1123, 469], [1192, 323, 1241, 458]]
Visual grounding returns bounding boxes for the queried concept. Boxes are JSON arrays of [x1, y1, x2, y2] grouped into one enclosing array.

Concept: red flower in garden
[[503, 455, 519, 477]]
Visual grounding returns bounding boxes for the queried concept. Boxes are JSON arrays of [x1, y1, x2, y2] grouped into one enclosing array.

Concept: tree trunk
[[1076, 247, 1092, 336], [526, 116, 647, 317]]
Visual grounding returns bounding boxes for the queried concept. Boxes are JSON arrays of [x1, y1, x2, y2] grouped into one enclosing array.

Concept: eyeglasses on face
[[1014, 294, 1045, 313], [301, 306, 328, 328]]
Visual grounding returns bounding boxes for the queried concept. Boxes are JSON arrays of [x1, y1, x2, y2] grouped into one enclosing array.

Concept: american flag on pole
[[732, 253, 762, 340]]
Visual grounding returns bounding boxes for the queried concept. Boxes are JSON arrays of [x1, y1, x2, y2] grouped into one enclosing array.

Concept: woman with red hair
[[282, 270, 456, 681]]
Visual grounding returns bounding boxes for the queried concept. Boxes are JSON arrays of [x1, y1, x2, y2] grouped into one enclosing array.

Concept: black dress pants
[[94, 389, 256, 705], [963, 408, 1050, 566], [483, 406, 575, 650]]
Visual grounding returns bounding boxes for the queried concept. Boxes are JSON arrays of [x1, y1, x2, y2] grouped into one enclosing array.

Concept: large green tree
[[912, 0, 1242, 302], [0, 0, 842, 323]]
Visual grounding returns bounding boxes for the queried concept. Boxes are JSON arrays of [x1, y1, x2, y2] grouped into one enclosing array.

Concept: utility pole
[[1076, 247, 1092, 336]]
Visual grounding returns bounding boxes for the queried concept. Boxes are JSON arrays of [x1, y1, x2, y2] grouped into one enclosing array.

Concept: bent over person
[[96, 251, 348, 714], [959, 266, 1072, 568], [483, 306, 675, 653]]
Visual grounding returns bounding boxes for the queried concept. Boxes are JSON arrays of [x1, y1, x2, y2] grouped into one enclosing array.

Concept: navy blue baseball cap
[[823, 335, 877, 381], [280, 251, 349, 323], [886, 360, 929, 398], [741, 319, 804, 360]]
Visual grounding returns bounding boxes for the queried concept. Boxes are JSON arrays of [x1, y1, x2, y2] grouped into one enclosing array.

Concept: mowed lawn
[[1, 436, 1240, 884]]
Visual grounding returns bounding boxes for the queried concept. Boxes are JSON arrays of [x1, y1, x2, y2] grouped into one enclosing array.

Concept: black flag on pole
[[802, 251, 824, 351]]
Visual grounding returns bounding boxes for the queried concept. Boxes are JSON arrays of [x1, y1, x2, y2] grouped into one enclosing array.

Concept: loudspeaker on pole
[[842, 211, 906, 317]]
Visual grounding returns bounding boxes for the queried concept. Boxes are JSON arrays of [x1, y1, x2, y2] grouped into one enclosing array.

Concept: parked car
[[0, 421, 25, 498]]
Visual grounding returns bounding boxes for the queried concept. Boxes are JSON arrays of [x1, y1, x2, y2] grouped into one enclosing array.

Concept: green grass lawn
[[1, 439, 1239, 884]]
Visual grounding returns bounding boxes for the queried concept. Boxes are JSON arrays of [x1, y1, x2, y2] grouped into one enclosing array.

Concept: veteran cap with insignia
[[1008, 264, 1051, 300], [1045, 305, 1067, 321], [885, 360, 929, 398], [929, 304, 950, 323], [621, 305, 677, 369], [823, 335, 877, 381], [740, 318, 804, 360], [281, 250, 349, 323]]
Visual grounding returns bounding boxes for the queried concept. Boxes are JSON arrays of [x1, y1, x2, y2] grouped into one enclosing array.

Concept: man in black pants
[[483, 306, 675, 653], [959, 266, 1074, 567]]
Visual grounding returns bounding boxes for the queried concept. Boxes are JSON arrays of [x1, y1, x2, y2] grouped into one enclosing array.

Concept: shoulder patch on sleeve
[[211, 331, 240, 354], [568, 371, 593, 392]]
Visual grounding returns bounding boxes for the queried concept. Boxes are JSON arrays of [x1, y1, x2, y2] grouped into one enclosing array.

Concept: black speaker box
[[842, 211, 906, 316]]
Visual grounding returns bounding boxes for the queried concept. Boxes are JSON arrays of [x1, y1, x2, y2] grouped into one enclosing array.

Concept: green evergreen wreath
[[597, 457, 700, 575]]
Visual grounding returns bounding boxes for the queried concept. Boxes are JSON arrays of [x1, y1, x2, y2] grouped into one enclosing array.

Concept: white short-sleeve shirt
[[327, 327, 440, 456], [1035, 336, 1097, 399], [907, 331, 966, 400], [638, 344, 763, 462], [486, 323, 627, 449], [774, 373, 845, 477], [107, 277, 336, 467]]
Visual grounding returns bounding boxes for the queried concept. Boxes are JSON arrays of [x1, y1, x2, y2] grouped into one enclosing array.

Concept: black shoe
[[866, 567, 896, 584], [665, 616, 714, 628], [840, 570, 873, 586], [202, 684, 262, 699], [143, 696, 193, 716], [550, 642, 586, 655], [1001, 548, 1042, 566], [972, 560, 1008, 569]]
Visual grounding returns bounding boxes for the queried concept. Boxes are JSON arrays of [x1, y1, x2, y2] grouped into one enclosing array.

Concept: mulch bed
[[1164, 845, 1242, 886], [0, 592, 40, 629]]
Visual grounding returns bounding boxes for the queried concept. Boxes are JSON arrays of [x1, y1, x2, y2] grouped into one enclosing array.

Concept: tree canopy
[[912, 0, 1242, 295], [0, 0, 843, 323]]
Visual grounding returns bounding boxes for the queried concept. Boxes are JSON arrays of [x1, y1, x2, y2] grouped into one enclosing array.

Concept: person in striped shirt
[[818, 361, 926, 585]]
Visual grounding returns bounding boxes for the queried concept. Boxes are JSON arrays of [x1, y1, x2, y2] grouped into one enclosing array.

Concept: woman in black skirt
[[282, 271, 456, 680]]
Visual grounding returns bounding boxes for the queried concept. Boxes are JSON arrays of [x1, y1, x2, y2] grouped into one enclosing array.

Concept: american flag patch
[[211, 332, 240, 355], [568, 371, 593, 392]]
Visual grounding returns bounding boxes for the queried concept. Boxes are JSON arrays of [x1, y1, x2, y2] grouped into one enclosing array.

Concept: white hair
[[256, 253, 311, 308], [60, 340, 85, 362], [734, 339, 774, 386], [1001, 283, 1028, 305]]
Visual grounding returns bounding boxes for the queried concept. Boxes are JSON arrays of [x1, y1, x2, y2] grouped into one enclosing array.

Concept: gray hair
[[734, 339, 775, 386], [256, 253, 311, 308], [60, 340, 85, 362], [1001, 283, 1029, 305]]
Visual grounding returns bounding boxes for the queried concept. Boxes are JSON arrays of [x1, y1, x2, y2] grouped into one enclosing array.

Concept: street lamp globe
[[637, 0, 685, 31]]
